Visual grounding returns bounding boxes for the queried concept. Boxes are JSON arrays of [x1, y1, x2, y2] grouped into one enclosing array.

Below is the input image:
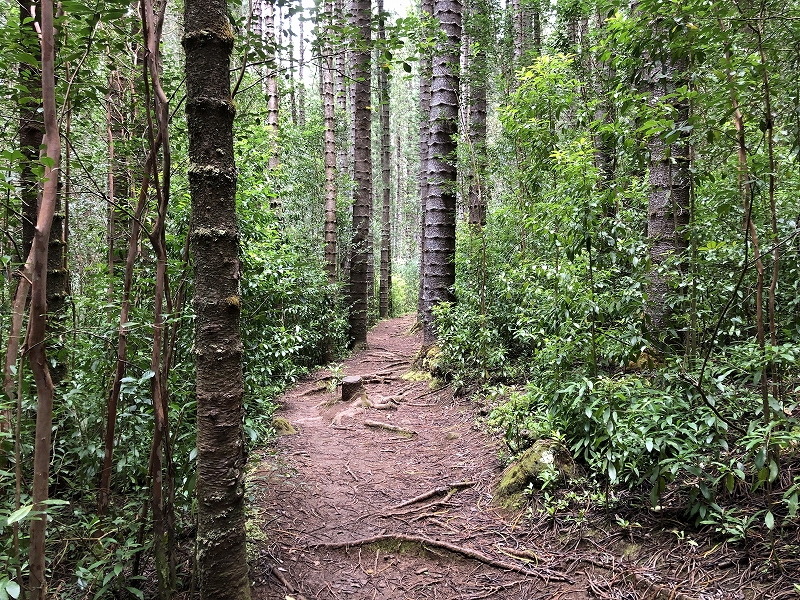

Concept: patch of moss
[[272, 416, 297, 435], [401, 370, 431, 382]]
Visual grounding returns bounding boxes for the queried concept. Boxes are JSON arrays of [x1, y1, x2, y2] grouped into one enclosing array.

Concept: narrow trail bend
[[250, 315, 589, 600]]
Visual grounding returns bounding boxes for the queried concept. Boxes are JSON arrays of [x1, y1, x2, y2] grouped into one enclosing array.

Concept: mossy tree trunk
[[183, 0, 251, 597]]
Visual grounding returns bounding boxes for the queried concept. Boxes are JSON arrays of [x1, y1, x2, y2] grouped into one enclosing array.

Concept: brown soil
[[248, 316, 798, 600]]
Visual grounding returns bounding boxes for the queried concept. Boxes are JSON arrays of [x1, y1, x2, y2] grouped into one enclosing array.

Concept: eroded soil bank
[[248, 315, 796, 600]]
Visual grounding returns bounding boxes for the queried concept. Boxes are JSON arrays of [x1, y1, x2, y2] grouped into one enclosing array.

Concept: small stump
[[341, 375, 365, 403]]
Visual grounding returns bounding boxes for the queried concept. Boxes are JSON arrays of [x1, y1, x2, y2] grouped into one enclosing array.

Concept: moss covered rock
[[495, 439, 575, 505]]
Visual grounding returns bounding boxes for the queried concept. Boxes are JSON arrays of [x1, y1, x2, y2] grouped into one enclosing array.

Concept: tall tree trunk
[[183, 0, 251, 597], [265, 0, 281, 212], [5, 2, 43, 455], [378, 0, 392, 318], [323, 0, 338, 280], [417, 0, 433, 323], [334, 0, 348, 175], [26, 0, 61, 595], [348, 0, 372, 347], [465, 0, 487, 228], [422, 0, 461, 345], [288, 9, 298, 125], [18, 3, 41, 264], [593, 6, 616, 194], [298, 16, 306, 126], [646, 50, 690, 334]]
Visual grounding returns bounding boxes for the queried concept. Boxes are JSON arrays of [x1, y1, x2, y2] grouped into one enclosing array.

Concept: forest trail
[[248, 315, 592, 600]]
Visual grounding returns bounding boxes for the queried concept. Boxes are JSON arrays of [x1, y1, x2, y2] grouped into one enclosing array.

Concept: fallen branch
[[364, 420, 416, 436], [309, 534, 573, 583]]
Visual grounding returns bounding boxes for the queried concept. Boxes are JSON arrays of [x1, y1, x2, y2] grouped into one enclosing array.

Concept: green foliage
[[440, 11, 800, 539]]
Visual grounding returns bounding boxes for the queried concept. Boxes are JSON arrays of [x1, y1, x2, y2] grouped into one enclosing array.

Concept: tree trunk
[[183, 0, 251, 596], [5, 2, 42, 454], [298, 16, 306, 126], [323, 0, 338, 281], [646, 52, 690, 334], [265, 0, 281, 212], [18, 3, 41, 264], [417, 0, 433, 323], [378, 0, 392, 318], [422, 0, 461, 345], [334, 0, 348, 175], [465, 0, 487, 228], [348, 0, 372, 347], [26, 0, 61, 595]]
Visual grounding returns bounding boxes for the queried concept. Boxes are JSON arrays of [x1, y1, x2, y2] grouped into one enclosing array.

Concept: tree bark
[[323, 0, 337, 281], [422, 0, 461, 345], [265, 0, 281, 213], [645, 14, 692, 334], [348, 0, 372, 347], [646, 47, 690, 334], [298, 16, 306, 126], [183, 0, 251, 596], [465, 0, 487, 228], [26, 0, 61, 596], [378, 0, 392, 318], [417, 0, 433, 323]]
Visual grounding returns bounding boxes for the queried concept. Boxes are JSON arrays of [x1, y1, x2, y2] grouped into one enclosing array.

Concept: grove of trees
[[1, 0, 799, 597]]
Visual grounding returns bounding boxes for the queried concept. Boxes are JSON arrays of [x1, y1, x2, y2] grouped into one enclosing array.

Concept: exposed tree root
[[364, 420, 417, 436], [309, 534, 574, 583], [625, 570, 699, 600], [390, 481, 475, 511]]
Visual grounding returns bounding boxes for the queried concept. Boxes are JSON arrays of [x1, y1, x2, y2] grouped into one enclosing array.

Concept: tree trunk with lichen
[[183, 0, 251, 597]]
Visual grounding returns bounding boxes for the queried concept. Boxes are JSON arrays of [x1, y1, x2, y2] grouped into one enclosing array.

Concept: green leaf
[[787, 492, 798, 517], [5, 580, 21, 600], [768, 459, 779, 483], [764, 511, 774, 530], [7, 504, 33, 525], [725, 472, 734, 493], [125, 586, 145, 600], [608, 462, 617, 482]]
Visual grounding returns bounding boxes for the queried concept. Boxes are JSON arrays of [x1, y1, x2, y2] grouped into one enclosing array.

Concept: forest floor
[[248, 315, 797, 600]]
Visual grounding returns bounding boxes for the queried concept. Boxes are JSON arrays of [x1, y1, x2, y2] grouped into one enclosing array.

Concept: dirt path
[[248, 315, 589, 599], [247, 316, 792, 600]]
